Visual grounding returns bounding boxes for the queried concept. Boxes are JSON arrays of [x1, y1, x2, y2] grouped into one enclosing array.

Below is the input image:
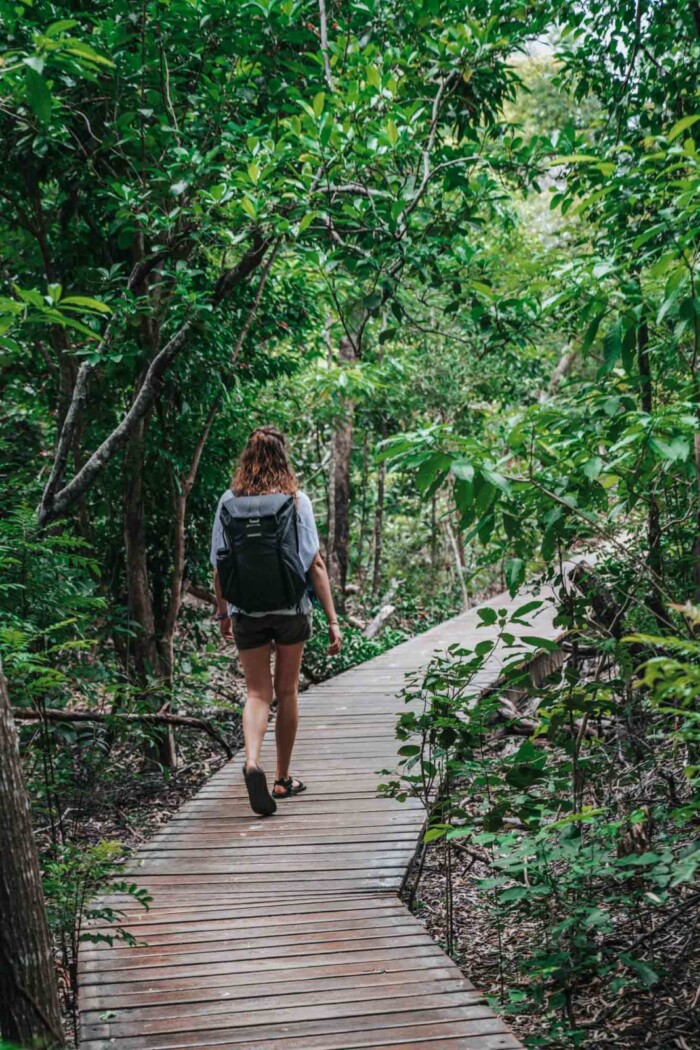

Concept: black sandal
[[242, 763, 277, 816], [273, 776, 307, 798]]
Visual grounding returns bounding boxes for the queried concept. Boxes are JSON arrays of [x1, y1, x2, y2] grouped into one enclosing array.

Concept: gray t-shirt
[[210, 490, 320, 616]]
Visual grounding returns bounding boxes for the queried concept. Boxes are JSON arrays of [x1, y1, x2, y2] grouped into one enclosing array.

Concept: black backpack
[[215, 494, 307, 613]]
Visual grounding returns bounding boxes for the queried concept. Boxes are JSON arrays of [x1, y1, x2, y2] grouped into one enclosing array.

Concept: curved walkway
[[78, 590, 560, 1050]]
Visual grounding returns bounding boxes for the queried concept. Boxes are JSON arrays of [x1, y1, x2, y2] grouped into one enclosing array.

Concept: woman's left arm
[[308, 552, 342, 655]]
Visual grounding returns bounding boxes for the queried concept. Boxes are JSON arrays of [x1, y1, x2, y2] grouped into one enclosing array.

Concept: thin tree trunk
[[356, 430, 369, 584], [332, 419, 353, 594], [694, 433, 700, 605], [331, 334, 356, 598], [0, 659, 64, 1049], [326, 433, 336, 566], [455, 515, 466, 568], [123, 416, 176, 768], [372, 420, 387, 597], [445, 519, 469, 612], [162, 392, 222, 681], [637, 318, 667, 629]]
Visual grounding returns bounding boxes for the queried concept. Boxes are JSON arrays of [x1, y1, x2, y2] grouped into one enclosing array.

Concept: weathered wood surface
[[78, 588, 561, 1049]]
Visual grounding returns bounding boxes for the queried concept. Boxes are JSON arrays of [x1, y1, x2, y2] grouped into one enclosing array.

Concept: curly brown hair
[[231, 426, 298, 496]]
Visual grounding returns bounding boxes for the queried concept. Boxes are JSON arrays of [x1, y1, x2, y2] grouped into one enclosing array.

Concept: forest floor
[[409, 824, 700, 1050]]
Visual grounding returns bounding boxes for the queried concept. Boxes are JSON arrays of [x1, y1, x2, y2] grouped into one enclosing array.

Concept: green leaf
[[423, 825, 449, 843], [667, 114, 700, 143], [621, 955, 660, 988], [511, 600, 544, 619], [25, 66, 52, 124], [648, 436, 690, 462], [386, 119, 399, 147], [44, 19, 79, 37], [599, 320, 622, 375], [520, 635, 560, 653], [581, 309, 604, 353], [469, 280, 495, 299], [541, 528, 557, 562], [477, 607, 498, 626], [582, 456, 603, 480], [550, 153, 600, 164], [297, 211, 317, 233], [481, 467, 511, 496], [61, 296, 111, 315], [505, 557, 525, 596], [312, 92, 325, 118], [13, 286, 44, 308], [65, 41, 114, 67]]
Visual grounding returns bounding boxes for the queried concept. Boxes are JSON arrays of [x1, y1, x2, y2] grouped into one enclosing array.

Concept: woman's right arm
[[308, 552, 342, 655], [213, 568, 234, 641]]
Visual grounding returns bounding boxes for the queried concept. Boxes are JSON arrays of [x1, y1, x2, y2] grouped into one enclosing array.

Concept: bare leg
[[238, 644, 273, 770], [273, 640, 305, 789]]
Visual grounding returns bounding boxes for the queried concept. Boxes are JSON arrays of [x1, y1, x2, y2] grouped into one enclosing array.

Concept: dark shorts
[[232, 612, 312, 651]]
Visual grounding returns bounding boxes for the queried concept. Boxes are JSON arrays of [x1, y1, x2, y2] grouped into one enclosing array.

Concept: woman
[[210, 426, 342, 816]]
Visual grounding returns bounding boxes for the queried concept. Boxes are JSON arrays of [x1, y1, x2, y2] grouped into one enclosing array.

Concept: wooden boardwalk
[[78, 589, 561, 1050]]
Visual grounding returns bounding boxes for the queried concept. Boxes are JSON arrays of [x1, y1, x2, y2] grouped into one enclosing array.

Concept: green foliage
[[385, 602, 699, 1045], [1, 0, 699, 1044], [44, 840, 150, 953]]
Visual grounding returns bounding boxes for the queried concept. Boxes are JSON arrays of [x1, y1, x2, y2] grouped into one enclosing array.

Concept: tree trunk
[[694, 433, 700, 605], [0, 659, 64, 1049], [326, 429, 336, 567], [637, 318, 667, 630], [356, 430, 369, 585], [123, 416, 176, 768], [445, 518, 469, 612], [372, 420, 387, 597], [330, 334, 356, 598]]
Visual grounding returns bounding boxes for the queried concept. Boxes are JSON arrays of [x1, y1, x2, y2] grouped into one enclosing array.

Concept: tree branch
[[231, 236, 282, 362], [318, 0, 334, 91], [38, 317, 193, 525], [13, 707, 234, 759], [38, 236, 276, 526]]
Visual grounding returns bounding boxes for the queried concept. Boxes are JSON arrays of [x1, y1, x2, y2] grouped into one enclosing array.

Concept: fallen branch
[[12, 707, 233, 759], [185, 581, 216, 606], [364, 603, 396, 639]]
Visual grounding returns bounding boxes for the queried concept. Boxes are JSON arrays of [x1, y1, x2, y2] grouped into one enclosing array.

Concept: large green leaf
[[24, 66, 52, 123]]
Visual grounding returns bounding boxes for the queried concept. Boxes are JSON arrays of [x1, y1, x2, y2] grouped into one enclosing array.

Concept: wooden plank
[[78, 955, 464, 1010], [80, 926, 431, 972], [78, 946, 452, 1004], [75, 594, 553, 1049], [80, 1009, 507, 1049], [81, 992, 490, 1040], [80, 975, 473, 1025]]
